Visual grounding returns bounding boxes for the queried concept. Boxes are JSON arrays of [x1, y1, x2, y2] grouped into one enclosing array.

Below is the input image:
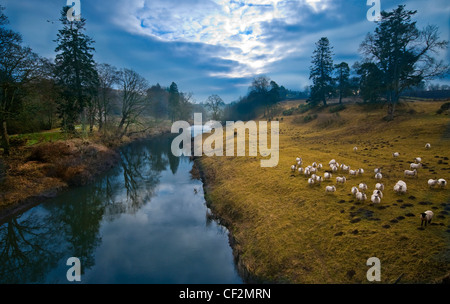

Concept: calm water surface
[[0, 135, 242, 284]]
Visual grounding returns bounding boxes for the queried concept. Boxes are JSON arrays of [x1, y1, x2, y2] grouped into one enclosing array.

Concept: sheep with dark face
[[420, 210, 434, 227], [438, 179, 447, 188]]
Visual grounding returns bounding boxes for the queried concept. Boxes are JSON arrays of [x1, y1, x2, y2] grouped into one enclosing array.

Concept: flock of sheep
[[290, 142, 447, 227]]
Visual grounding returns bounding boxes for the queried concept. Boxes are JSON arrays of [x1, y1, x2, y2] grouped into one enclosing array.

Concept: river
[[0, 135, 242, 284]]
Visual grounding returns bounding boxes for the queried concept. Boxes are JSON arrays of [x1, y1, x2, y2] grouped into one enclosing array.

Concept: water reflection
[[0, 135, 241, 284]]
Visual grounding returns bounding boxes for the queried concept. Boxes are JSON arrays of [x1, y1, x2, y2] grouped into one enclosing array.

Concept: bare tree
[[205, 94, 225, 121], [117, 68, 148, 136], [96, 63, 118, 131]]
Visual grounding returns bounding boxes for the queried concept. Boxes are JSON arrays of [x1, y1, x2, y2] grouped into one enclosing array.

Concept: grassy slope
[[200, 100, 450, 283]]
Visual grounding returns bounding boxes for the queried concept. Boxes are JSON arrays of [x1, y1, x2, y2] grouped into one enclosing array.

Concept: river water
[[0, 135, 242, 284]]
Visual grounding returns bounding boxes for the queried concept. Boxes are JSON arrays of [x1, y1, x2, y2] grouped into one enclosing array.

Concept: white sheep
[[372, 189, 383, 199], [310, 167, 317, 174], [358, 168, 365, 175], [331, 166, 339, 173], [308, 178, 315, 185], [312, 162, 317, 168], [291, 165, 296, 172], [394, 181, 407, 194], [393, 152, 400, 158], [410, 163, 422, 170], [414, 157, 422, 163], [374, 168, 381, 174], [296, 157, 302, 163], [329, 159, 336, 166], [317, 163, 323, 169], [304, 168, 311, 176], [438, 178, 447, 188], [325, 185, 336, 193], [359, 183, 368, 192], [336, 176, 347, 184], [428, 179, 438, 188], [351, 186, 359, 196], [356, 192, 367, 201], [298, 167, 304, 174], [371, 194, 381, 204], [404, 169, 417, 177], [375, 173, 383, 180], [349, 169, 358, 176], [420, 210, 434, 227], [353, 146, 358, 152], [315, 175, 323, 183], [324, 172, 332, 180], [375, 183, 385, 191], [297, 160, 303, 166], [341, 164, 350, 172], [425, 143, 431, 149]]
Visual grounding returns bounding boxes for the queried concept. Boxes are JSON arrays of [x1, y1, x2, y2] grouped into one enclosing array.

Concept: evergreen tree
[[54, 6, 98, 132], [360, 5, 449, 120], [334, 62, 350, 104], [168, 82, 180, 122], [309, 37, 334, 106]]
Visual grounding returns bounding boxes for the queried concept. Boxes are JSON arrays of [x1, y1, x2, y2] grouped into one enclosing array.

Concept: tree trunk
[[1, 120, 10, 156]]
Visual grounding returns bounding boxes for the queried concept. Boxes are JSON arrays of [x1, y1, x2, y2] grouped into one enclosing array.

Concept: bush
[[282, 108, 294, 116], [437, 102, 450, 114], [329, 104, 346, 113], [303, 114, 318, 123], [298, 104, 312, 114]]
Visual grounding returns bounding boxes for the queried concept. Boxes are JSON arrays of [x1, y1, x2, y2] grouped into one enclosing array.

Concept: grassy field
[[199, 99, 450, 283]]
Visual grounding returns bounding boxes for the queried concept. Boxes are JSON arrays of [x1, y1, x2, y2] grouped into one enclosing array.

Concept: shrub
[[303, 114, 318, 123], [437, 102, 450, 114], [282, 108, 294, 116], [298, 104, 312, 114], [329, 104, 346, 113]]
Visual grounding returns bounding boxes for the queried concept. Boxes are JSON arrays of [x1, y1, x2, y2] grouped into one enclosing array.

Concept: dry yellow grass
[[199, 100, 450, 283]]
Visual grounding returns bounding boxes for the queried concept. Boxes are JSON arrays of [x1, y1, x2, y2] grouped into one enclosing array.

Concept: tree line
[[308, 5, 449, 120], [0, 6, 196, 156]]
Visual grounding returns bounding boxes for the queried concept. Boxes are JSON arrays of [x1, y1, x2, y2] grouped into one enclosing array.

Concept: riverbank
[[196, 100, 450, 283], [0, 124, 171, 222]]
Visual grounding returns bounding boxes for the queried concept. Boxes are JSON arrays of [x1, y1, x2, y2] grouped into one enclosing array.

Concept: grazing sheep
[[410, 163, 422, 170], [420, 210, 434, 226], [349, 169, 358, 176], [358, 168, 364, 175], [356, 192, 367, 201], [308, 178, 315, 185], [375, 173, 383, 180], [373, 189, 383, 199], [324, 172, 332, 179], [394, 181, 407, 194], [291, 165, 296, 172], [353, 146, 358, 152], [325, 185, 336, 193], [336, 176, 347, 184], [317, 163, 323, 169], [296, 157, 302, 163], [351, 186, 359, 196], [310, 167, 317, 174], [315, 176, 323, 183], [359, 183, 368, 192], [374, 168, 381, 174], [312, 162, 317, 168], [393, 152, 400, 158], [341, 164, 350, 172], [414, 157, 422, 163], [375, 183, 385, 191], [331, 166, 339, 173], [371, 194, 381, 204], [425, 143, 431, 149], [329, 159, 336, 166], [298, 167, 304, 174], [304, 168, 311, 176], [438, 178, 447, 188], [297, 160, 303, 166], [404, 169, 417, 177], [428, 179, 438, 188]]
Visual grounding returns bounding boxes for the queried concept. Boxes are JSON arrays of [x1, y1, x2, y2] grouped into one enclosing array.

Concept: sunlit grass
[[199, 100, 450, 283]]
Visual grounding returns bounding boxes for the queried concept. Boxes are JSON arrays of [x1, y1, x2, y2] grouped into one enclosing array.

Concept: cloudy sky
[[2, 0, 450, 102]]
